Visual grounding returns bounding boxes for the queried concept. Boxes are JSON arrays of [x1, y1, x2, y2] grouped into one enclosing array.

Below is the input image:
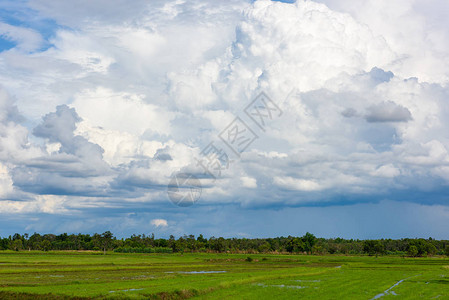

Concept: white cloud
[[0, 22, 43, 52], [75, 121, 165, 166], [151, 218, 168, 227], [49, 30, 115, 75], [315, 0, 449, 84], [274, 176, 322, 192], [0, 163, 13, 198], [0, 0, 449, 237], [241, 176, 257, 188], [371, 164, 400, 178], [71, 87, 173, 136]]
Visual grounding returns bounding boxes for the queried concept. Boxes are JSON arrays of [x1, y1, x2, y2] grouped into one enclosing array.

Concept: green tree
[[363, 240, 376, 256], [11, 239, 23, 251], [0, 238, 9, 250], [362, 240, 385, 256], [168, 235, 176, 252], [100, 231, 114, 255], [302, 232, 316, 254], [286, 237, 305, 253], [29, 233, 42, 250], [426, 243, 437, 256], [41, 240, 52, 251], [258, 242, 271, 253], [408, 245, 418, 257], [374, 242, 385, 256]]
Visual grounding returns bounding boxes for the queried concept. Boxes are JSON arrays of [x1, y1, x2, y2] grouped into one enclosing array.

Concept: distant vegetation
[[1, 232, 448, 257]]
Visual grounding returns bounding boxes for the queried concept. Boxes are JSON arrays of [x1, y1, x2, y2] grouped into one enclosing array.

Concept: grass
[[0, 252, 448, 299]]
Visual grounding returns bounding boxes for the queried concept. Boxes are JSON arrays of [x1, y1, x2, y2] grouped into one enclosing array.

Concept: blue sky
[[0, 0, 449, 239], [0, 0, 58, 52]]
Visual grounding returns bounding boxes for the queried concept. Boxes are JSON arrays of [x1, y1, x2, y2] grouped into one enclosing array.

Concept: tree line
[[1, 232, 449, 257]]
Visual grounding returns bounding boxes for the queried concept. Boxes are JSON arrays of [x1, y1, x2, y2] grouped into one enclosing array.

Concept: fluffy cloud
[[8, 104, 112, 198], [151, 218, 168, 228], [274, 176, 322, 192], [0, 163, 14, 198], [31, 105, 109, 175], [0, 87, 41, 163], [0, 0, 448, 238], [315, 0, 449, 84]]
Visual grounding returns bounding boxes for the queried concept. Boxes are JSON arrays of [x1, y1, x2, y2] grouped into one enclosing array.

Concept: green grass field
[[0, 252, 448, 299]]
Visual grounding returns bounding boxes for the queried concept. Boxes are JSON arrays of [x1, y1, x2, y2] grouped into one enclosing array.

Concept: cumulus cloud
[[32, 105, 108, 174], [9, 105, 113, 197], [274, 176, 322, 192], [71, 88, 173, 136], [316, 0, 449, 84], [0, 163, 14, 198], [0, 0, 449, 237], [241, 176, 257, 188], [151, 218, 168, 228]]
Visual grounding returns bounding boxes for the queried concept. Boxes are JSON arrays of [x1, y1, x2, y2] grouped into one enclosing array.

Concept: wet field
[[0, 252, 448, 299]]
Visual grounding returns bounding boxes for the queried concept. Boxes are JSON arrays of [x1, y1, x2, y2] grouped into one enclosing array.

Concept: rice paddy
[[0, 252, 448, 299]]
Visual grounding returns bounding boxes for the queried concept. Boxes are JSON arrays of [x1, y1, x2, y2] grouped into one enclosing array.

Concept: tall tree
[[101, 231, 114, 255], [302, 232, 316, 254]]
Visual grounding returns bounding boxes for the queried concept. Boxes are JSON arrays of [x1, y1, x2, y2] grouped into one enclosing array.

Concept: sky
[[0, 0, 449, 239]]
